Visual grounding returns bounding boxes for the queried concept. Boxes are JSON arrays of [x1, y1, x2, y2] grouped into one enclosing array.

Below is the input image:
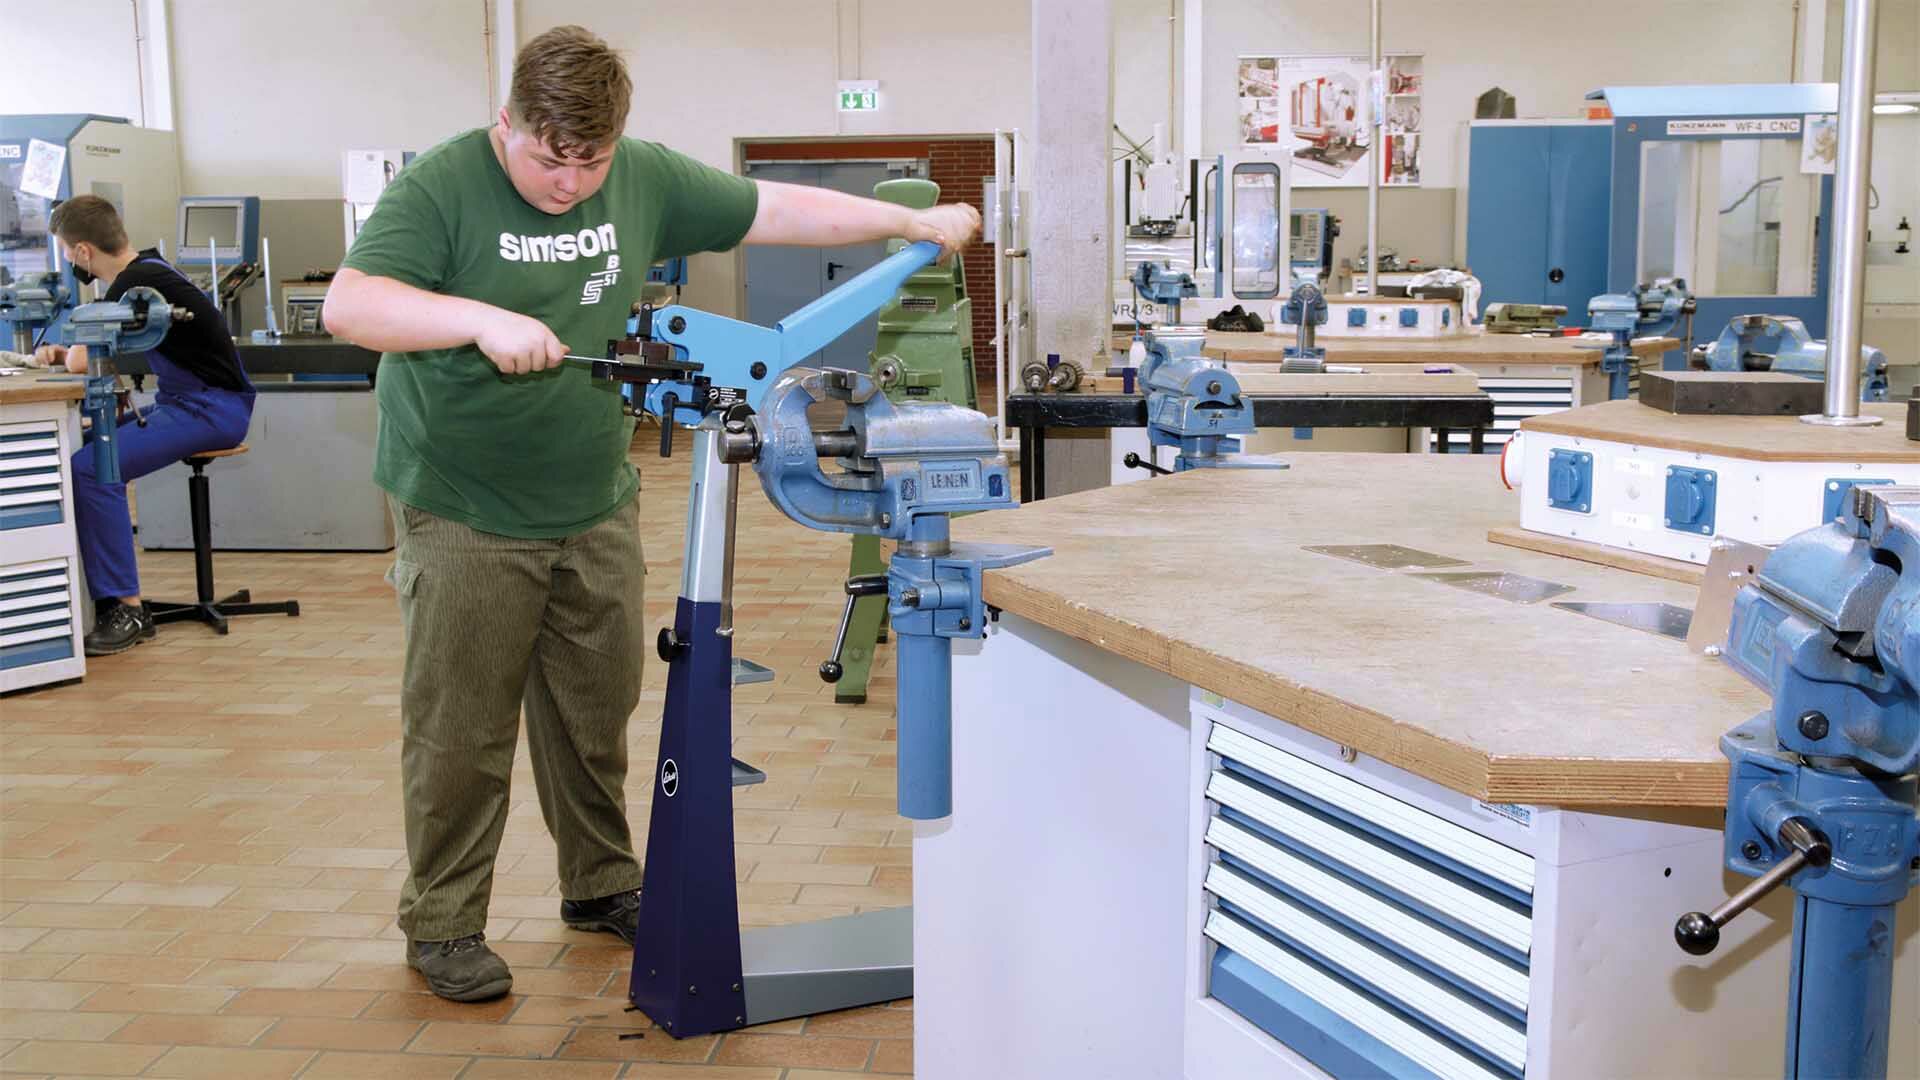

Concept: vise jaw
[[749, 366, 1016, 540]]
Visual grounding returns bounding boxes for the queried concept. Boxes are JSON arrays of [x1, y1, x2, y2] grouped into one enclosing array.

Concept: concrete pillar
[[1030, 0, 1115, 375]]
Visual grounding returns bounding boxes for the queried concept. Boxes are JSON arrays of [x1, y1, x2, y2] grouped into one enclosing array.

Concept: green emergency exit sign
[[838, 81, 880, 112]]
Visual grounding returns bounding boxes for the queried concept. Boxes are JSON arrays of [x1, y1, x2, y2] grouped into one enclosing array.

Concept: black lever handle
[[819, 575, 890, 683], [1123, 452, 1172, 477], [658, 392, 678, 458], [1675, 818, 1829, 956]]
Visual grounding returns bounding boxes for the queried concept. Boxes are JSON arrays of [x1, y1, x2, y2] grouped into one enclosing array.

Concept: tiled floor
[[1, 427, 921, 1079]]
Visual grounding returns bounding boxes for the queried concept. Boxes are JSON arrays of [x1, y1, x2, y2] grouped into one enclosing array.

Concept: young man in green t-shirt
[[323, 24, 979, 1003]]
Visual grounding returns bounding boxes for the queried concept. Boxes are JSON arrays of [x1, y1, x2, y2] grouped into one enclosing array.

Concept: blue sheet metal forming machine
[[1586, 277, 1694, 399], [52, 286, 188, 485], [579, 240, 1048, 1038], [1675, 484, 1920, 1079], [1694, 313, 1889, 402]]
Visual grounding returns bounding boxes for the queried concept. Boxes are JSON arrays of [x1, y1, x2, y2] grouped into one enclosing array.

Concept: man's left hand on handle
[[905, 204, 983, 262]]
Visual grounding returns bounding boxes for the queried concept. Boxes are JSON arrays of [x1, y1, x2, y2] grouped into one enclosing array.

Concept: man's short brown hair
[[49, 195, 129, 254], [508, 25, 632, 157]]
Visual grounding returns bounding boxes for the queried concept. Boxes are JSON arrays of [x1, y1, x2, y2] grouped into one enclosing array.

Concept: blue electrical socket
[[1547, 449, 1592, 513], [1665, 466, 1717, 535]]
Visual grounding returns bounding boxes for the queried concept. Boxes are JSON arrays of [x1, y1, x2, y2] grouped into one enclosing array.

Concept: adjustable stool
[[147, 445, 301, 634]]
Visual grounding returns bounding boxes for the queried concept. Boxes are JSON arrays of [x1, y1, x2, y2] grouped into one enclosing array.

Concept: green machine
[[830, 177, 977, 705]]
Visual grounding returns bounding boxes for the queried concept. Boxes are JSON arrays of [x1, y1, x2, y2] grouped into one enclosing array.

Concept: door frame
[[731, 135, 988, 324]]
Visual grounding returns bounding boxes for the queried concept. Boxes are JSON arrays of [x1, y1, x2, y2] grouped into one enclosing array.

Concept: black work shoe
[[561, 888, 641, 945], [406, 934, 513, 1002], [84, 601, 155, 656]]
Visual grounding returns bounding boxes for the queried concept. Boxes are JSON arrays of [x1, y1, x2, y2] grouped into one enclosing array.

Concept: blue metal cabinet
[[1466, 122, 1611, 327]]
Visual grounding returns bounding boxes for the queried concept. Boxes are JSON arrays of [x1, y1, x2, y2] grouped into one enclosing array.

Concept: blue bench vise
[[1130, 260, 1198, 326], [582, 240, 1046, 1040], [1133, 331, 1287, 473], [1587, 277, 1693, 399], [1693, 313, 1889, 402], [57, 286, 190, 485], [0, 271, 70, 353], [1675, 484, 1919, 1079]]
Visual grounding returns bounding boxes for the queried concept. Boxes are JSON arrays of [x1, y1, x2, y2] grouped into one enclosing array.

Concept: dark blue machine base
[[630, 597, 748, 1037]]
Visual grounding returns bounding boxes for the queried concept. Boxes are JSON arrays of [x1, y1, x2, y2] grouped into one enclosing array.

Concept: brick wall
[[926, 139, 998, 379]]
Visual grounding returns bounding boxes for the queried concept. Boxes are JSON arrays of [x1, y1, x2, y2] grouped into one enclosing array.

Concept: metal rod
[[717, 462, 740, 638], [1365, 0, 1381, 299], [994, 128, 1009, 447], [1807, 0, 1882, 426], [1704, 848, 1811, 929]]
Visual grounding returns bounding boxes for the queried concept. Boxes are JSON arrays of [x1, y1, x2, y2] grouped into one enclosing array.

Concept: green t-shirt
[[340, 129, 758, 538]]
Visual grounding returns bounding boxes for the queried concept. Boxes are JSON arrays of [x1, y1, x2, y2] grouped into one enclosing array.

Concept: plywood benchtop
[[0, 373, 86, 406], [955, 454, 1766, 810], [1522, 399, 1920, 463], [1205, 332, 1679, 367]]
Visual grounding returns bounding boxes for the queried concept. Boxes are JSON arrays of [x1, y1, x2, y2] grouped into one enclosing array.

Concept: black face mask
[[70, 259, 95, 286]]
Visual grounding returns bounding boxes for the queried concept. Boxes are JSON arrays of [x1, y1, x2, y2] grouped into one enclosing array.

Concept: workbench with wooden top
[[910, 453, 1916, 1080], [1204, 331, 1684, 452], [0, 373, 90, 690], [1010, 368, 1494, 500]]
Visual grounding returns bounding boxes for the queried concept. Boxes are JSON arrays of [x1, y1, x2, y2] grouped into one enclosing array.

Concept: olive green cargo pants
[[385, 494, 647, 941]]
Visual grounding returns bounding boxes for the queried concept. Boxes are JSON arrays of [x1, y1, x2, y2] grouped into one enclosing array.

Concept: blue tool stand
[[586, 241, 1047, 1038], [1675, 484, 1920, 1080]]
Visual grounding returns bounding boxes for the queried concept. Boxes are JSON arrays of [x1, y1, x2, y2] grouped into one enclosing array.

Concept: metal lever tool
[[819, 575, 891, 683], [1675, 817, 1831, 956]]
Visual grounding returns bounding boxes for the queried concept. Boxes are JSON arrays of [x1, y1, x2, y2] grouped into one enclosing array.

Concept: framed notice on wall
[[1237, 53, 1424, 188]]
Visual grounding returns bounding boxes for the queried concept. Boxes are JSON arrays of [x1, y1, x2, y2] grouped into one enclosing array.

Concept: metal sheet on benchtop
[[1552, 601, 1693, 641], [1414, 571, 1575, 605], [1304, 544, 1471, 571]]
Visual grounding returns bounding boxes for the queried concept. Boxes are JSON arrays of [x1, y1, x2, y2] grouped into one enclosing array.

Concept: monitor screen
[[182, 204, 240, 250]]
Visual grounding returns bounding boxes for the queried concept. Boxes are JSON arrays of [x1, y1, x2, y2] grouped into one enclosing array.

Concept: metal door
[[1544, 124, 1611, 325], [1466, 125, 1552, 312], [743, 160, 902, 369]]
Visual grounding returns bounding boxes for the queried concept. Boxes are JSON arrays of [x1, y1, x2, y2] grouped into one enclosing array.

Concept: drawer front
[[0, 558, 78, 670], [1, 422, 67, 531], [1201, 720, 1535, 1080]]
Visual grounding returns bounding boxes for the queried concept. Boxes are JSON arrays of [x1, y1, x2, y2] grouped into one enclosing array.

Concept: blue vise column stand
[[1585, 277, 1694, 399], [583, 240, 1045, 1038], [1275, 277, 1329, 371], [1674, 484, 1920, 1079], [58, 287, 189, 484]]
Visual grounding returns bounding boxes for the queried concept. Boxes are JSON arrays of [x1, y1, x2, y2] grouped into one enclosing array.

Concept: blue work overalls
[[71, 259, 256, 601]]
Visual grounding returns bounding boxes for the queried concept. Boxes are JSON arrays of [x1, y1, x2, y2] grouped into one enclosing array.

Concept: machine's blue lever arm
[[774, 240, 939, 363], [640, 240, 941, 420]]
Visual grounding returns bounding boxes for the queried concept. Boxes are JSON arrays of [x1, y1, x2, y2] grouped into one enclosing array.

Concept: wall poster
[[1237, 53, 1424, 187]]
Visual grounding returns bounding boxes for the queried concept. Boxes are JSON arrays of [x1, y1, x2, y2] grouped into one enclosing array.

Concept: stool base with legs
[[146, 446, 300, 635]]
